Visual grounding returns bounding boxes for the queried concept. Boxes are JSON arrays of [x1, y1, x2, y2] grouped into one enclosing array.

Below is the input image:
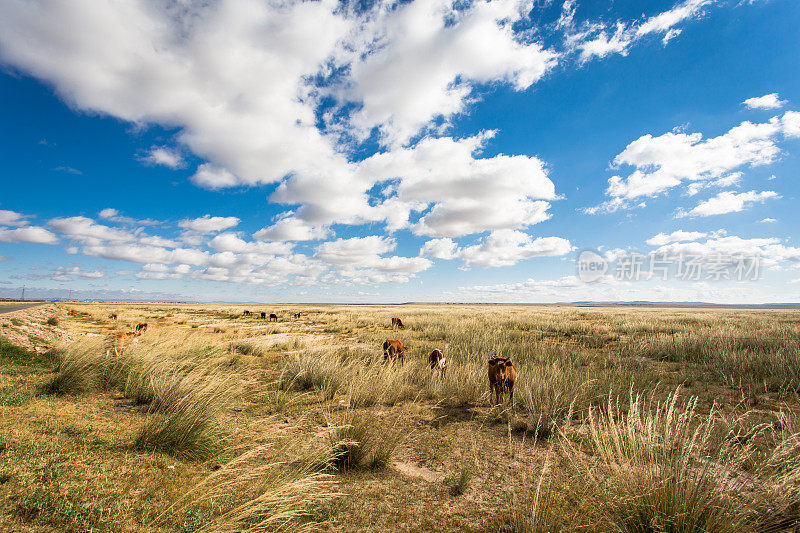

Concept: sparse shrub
[[47, 316, 59, 326], [560, 389, 800, 532], [446, 460, 474, 496], [40, 339, 112, 395], [133, 391, 224, 461], [161, 444, 335, 532], [327, 409, 402, 471]]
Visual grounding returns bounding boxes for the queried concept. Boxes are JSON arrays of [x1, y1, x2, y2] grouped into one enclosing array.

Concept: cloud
[[0, 210, 30, 226], [421, 230, 572, 267], [253, 216, 330, 242], [81, 243, 210, 266], [455, 230, 572, 267], [341, 0, 558, 146], [573, 0, 714, 62], [208, 232, 293, 255], [50, 266, 106, 281], [743, 93, 787, 110], [0, 0, 564, 241], [680, 190, 779, 217], [135, 263, 191, 280], [48, 216, 134, 244], [98, 208, 159, 226], [650, 235, 800, 267], [140, 146, 185, 169], [0, 0, 353, 192], [646, 230, 709, 246], [314, 235, 432, 281], [759, 218, 777, 223], [53, 165, 82, 175], [419, 238, 458, 260], [0, 225, 59, 244], [178, 215, 240, 235], [589, 112, 799, 212]]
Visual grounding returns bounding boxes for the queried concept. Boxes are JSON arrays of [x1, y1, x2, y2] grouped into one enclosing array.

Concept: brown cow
[[260, 312, 267, 319], [488, 356, 517, 407], [269, 313, 278, 322], [242, 310, 252, 317], [135, 323, 149, 333], [428, 349, 447, 377], [112, 331, 141, 356], [391, 317, 405, 329], [383, 339, 406, 364], [108, 313, 118, 320]]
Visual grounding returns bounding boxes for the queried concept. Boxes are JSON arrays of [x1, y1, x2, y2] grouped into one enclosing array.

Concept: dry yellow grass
[[0, 302, 798, 531]]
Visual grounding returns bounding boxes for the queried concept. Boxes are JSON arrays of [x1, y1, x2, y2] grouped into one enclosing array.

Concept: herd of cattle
[[69, 310, 517, 406], [241, 311, 302, 320], [383, 318, 516, 406]]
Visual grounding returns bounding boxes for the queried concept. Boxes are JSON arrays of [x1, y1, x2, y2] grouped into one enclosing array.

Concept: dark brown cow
[[269, 313, 278, 322], [391, 317, 405, 329], [242, 310, 252, 317], [293, 312, 302, 319], [108, 313, 118, 320], [135, 322, 149, 333], [488, 356, 517, 407], [383, 339, 406, 364], [428, 349, 446, 377], [260, 312, 267, 319]]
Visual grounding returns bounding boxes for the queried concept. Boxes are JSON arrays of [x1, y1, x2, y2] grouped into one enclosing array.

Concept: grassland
[[0, 303, 798, 532]]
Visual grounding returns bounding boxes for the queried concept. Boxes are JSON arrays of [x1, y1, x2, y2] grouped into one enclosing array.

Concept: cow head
[[489, 357, 512, 384]]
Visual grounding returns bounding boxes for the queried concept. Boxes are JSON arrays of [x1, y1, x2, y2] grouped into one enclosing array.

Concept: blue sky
[[1, 0, 799, 303]]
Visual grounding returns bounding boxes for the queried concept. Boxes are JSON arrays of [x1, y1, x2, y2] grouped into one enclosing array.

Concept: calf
[[135, 322, 149, 333], [382, 339, 406, 364], [488, 356, 517, 407], [108, 313, 118, 320], [269, 313, 278, 322], [428, 349, 447, 377], [112, 331, 140, 356], [260, 312, 267, 319], [391, 317, 405, 329]]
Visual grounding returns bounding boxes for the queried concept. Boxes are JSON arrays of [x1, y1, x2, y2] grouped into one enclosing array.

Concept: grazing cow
[[488, 356, 517, 407], [293, 312, 302, 319], [260, 312, 267, 319], [108, 313, 118, 320], [383, 339, 406, 364], [242, 310, 252, 317], [391, 317, 405, 329], [269, 313, 278, 322], [112, 331, 140, 356], [428, 349, 447, 377], [135, 323, 149, 333]]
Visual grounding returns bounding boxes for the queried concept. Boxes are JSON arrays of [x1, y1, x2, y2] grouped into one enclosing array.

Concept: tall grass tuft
[[132, 387, 226, 461], [560, 389, 800, 532], [155, 443, 336, 532], [327, 408, 402, 471]]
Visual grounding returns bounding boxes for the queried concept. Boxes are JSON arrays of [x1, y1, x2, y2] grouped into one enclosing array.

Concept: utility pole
[[21, 285, 25, 301]]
